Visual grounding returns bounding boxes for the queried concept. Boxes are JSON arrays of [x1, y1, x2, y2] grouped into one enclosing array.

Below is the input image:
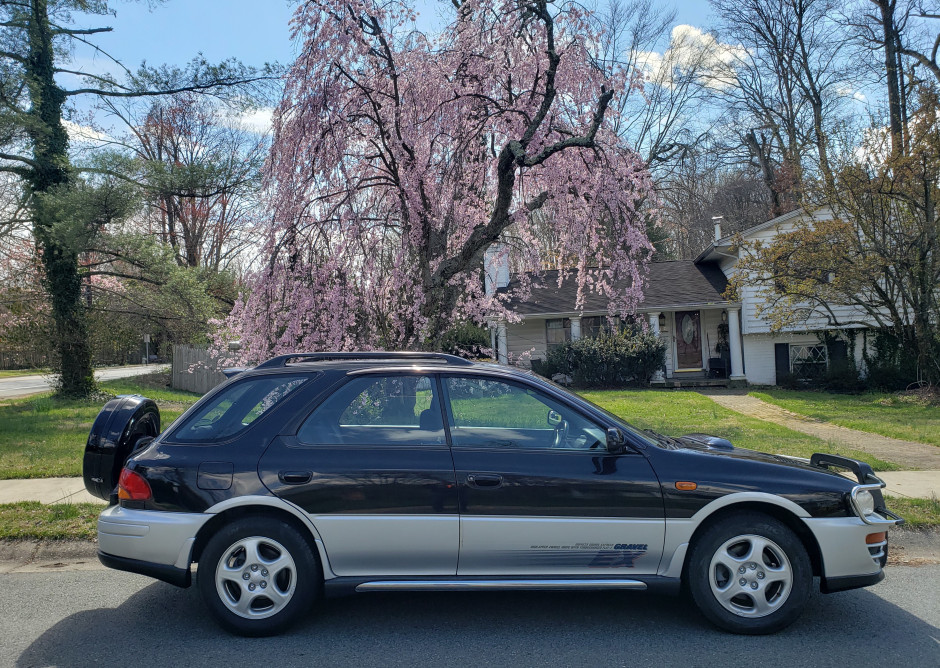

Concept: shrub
[[438, 321, 491, 360], [537, 329, 665, 388], [863, 329, 921, 391]]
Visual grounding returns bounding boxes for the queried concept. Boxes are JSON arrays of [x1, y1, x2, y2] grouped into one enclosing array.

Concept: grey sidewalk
[[1, 471, 937, 505], [699, 390, 940, 470]]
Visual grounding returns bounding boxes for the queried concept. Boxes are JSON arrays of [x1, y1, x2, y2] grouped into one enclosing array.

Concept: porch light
[[658, 313, 666, 327], [721, 310, 727, 323]]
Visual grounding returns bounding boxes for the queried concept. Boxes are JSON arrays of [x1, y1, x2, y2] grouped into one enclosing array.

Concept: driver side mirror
[[606, 427, 626, 453]]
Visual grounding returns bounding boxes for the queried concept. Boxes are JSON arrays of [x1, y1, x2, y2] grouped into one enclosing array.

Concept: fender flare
[[202, 495, 337, 578], [659, 492, 811, 578]]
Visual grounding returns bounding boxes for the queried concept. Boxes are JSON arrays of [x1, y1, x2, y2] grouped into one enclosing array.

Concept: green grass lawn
[[0, 501, 104, 539], [751, 390, 940, 447], [0, 373, 200, 479], [0, 369, 48, 378], [884, 496, 940, 528], [579, 389, 899, 471]]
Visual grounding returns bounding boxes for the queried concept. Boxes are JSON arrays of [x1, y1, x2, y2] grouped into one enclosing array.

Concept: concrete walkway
[[0, 478, 101, 505], [699, 390, 940, 470]]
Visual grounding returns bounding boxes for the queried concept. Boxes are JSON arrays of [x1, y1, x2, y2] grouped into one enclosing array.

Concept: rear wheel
[[687, 512, 811, 634], [197, 517, 320, 636]]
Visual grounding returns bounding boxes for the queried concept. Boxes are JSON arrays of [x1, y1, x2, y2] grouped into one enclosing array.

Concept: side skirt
[[323, 575, 681, 598]]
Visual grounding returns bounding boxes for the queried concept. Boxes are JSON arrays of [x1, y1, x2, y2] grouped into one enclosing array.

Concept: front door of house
[[675, 310, 702, 370]]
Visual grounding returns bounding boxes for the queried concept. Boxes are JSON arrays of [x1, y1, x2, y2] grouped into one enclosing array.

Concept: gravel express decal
[[527, 542, 649, 568]]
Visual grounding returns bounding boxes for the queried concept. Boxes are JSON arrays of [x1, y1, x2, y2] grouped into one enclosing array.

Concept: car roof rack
[[253, 351, 474, 370]]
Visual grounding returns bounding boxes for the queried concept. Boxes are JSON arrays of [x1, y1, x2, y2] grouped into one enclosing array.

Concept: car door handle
[[278, 470, 312, 485], [467, 473, 502, 488]]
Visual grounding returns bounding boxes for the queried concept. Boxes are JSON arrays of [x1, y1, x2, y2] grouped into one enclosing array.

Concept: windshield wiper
[[643, 429, 680, 448]]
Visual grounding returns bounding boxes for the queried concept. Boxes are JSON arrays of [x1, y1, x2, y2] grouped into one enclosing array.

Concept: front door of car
[[441, 375, 664, 576], [259, 373, 458, 576]]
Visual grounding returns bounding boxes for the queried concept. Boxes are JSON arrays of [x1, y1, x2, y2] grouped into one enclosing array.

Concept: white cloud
[[853, 91, 867, 103], [228, 107, 274, 134], [636, 25, 747, 90], [63, 120, 111, 144]]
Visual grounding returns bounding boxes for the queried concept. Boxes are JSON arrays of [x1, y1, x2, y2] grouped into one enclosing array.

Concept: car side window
[[297, 374, 445, 446], [171, 374, 308, 443], [443, 377, 605, 451]]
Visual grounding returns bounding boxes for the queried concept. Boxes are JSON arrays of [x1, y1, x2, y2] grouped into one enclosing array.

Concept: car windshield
[[523, 373, 659, 448]]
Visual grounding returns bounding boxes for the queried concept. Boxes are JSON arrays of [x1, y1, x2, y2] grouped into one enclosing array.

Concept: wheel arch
[[192, 496, 333, 578], [683, 501, 824, 579]]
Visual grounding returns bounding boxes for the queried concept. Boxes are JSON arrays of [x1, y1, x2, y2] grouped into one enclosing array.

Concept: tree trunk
[[26, 0, 94, 396], [874, 0, 906, 156]]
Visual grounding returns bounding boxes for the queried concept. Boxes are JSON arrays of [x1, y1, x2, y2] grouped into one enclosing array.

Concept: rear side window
[[171, 374, 308, 442], [297, 374, 445, 446]]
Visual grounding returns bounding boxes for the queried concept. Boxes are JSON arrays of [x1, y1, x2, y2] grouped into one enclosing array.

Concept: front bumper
[[803, 515, 893, 593], [97, 504, 210, 588]]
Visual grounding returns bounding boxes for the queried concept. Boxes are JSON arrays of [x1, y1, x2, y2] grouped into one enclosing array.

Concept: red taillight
[[118, 468, 152, 501]]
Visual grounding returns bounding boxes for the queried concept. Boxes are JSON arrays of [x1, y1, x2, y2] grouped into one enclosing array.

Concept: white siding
[[731, 208, 880, 335], [506, 318, 548, 365], [742, 332, 826, 385]]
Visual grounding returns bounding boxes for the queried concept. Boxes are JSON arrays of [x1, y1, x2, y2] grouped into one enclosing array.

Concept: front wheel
[[687, 512, 811, 634], [197, 517, 320, 636]]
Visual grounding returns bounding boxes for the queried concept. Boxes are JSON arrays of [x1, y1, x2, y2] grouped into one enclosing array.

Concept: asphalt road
[[0, 566, 937, 668], [0, 364, 169, 399]]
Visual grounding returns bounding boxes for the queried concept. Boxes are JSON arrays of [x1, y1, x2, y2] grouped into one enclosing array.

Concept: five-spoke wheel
[[688, 513, 811, 634], [198, 517, 320, 636]]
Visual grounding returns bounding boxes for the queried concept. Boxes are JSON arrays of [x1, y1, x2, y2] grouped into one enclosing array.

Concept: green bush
[[537, 330, 665, 388]]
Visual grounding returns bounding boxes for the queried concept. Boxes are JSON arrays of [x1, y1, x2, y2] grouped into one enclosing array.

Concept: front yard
[[580, 389, 898, 470], [751, 389, 940, 447], [0, 374, 200, 479]]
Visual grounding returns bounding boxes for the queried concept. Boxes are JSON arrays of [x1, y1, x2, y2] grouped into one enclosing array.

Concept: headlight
[[854, 489, 876, 517]]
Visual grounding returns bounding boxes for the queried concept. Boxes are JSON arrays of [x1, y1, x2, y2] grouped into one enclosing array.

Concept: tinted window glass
[[297, 375, 445, 446], [444, 377, 605, 451], [172, 374, 308, 442]]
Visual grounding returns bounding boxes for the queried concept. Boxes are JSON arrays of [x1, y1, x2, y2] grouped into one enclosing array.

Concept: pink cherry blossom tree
[[218, 0, 655, 362]]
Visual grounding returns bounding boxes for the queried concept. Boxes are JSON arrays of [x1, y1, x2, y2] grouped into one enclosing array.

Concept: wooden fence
[[171, 344, 227, 395]]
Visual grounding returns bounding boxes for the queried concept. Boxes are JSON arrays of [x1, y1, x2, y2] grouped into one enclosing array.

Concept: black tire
[[197, 517, 321, 636], [83, 395, 160, 500], [687, 512, 812, 634]]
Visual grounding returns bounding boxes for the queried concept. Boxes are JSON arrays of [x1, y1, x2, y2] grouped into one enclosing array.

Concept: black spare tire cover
[[83, 395, 160, 500]]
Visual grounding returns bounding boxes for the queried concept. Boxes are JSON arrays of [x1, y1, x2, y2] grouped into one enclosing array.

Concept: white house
[[490, 207, 871, 386]]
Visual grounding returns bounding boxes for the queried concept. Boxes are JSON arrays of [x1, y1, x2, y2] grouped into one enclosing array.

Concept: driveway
[[0, 364, 169, 399]]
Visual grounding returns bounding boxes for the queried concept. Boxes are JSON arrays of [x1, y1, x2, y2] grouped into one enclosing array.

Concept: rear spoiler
[[222, 368, 247, 379]]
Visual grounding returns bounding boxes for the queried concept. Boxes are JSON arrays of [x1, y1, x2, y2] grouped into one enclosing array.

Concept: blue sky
[[75, 1, 715, 75]]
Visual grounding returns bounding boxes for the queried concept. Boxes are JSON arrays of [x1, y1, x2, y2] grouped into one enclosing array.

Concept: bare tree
[[711, 0, 854, 207], [96, 94, 267, 273]]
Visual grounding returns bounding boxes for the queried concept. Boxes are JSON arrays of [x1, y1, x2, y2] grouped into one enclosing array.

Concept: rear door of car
[[441, 374, 665, 576], [259, 372, 459, 576]]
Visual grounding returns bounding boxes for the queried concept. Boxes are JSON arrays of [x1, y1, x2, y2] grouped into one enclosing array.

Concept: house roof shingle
[[501, 260, 731, 316]]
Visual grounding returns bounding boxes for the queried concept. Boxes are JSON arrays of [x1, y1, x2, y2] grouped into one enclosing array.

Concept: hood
[[673, 433, 853, 483]]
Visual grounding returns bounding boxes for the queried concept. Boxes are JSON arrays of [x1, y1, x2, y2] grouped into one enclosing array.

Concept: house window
[[581, 316, 611, 339], [789, 344, 828, 380], [545, 318, 571, 350]]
